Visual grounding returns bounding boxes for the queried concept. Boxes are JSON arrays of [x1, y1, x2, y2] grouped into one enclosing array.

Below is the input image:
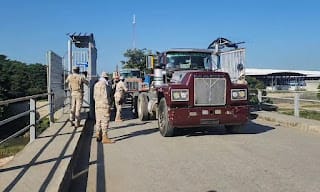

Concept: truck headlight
[[171, 89, 189, 101], [231, 89, 247, 100]]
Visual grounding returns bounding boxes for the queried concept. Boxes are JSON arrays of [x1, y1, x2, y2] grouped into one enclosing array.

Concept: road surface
[[71, 108, 320, 192]]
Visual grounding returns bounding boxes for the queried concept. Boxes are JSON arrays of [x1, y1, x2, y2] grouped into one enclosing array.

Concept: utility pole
[[132, 14, 136, 49]]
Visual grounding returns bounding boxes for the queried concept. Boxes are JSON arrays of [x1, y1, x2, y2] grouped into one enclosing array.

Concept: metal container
[[154, 68, 164, 86]]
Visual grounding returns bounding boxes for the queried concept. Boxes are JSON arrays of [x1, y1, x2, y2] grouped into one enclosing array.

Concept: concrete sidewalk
[[0, 109, 88, 192], [254, 111, 320, 134]]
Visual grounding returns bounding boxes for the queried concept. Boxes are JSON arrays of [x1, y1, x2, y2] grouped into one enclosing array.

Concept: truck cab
[[137, 48, 249, 137]]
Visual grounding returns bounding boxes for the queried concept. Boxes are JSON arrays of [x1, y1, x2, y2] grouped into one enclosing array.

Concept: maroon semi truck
[[137, 48, 249, 137]]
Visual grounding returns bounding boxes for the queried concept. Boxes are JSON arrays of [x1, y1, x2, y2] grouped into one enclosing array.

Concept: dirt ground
[[266, 92, 320, 112]]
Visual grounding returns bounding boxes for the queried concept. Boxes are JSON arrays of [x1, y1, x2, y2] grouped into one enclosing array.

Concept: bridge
[[1, 34, 320, 191], [0, 100, 320, 191]]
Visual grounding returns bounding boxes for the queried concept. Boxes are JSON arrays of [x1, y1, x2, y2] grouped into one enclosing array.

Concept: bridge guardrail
[[0, 92, 55, 145], [249, 89, 320, 120]]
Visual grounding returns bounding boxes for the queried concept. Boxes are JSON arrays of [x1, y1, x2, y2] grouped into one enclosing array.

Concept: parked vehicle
[[135, 46, 249, 137], [119, 68, 145, 116]]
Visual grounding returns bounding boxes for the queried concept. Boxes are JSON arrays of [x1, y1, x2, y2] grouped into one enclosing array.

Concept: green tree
[[120, 48, 151, 71], [246, 76, 265, 90], [0, 55, 9, 100], [0, 55, 47, 99], [0, 54, 47, 120], [246, 76, 266, 105], [26, 63, 47, 95], [0, 55, 9, 118]]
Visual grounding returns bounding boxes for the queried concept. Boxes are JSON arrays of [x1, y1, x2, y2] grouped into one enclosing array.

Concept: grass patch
[[0, 136, 29, 158], [37, 117, 50, 135], [0, 117, 50, 158], [300, 104, 320, 108], [279, 109, 320, 121]]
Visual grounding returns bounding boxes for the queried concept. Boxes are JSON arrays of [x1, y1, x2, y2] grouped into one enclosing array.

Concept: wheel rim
[[159, 111, 165, 131]]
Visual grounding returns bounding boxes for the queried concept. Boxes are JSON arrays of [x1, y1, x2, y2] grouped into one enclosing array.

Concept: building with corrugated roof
[[246, 68, 320, 91]]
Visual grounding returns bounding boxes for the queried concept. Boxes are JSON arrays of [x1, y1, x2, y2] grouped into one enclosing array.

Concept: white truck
[[208, 37, 246, 82]]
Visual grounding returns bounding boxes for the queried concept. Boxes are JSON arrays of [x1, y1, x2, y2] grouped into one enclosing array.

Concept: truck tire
[[132, 95, 138, 118], [158, 98, 174, 137], [225, 124, 245, 134], [138, 93, 149, 121]]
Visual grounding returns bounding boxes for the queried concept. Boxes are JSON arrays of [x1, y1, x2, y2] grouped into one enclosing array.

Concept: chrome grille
[[194, 78, 226, 106], [126, 81, 139, 91]]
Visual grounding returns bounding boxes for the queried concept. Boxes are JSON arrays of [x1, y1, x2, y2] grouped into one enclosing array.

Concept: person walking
[[94, 72, 114, 144], [114, 76, 128, 122], [65, 66, 88, 127]]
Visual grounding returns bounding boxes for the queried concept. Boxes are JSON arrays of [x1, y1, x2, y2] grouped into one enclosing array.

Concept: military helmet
[[101, 71, 108, 78], [72, 66, 80, 72]]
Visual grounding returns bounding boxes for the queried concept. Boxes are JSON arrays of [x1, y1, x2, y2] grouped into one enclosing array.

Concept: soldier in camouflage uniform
[[237, 71, 248, 85], [65, 66, 88, 127], [114, 76, 128, 122], [94, 72, 114, 144]]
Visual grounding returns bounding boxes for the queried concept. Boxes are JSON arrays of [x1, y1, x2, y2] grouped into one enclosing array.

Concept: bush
[[37, 117, 50, 135], [0, 118, 50, 158], [247, 76, 267, 106]]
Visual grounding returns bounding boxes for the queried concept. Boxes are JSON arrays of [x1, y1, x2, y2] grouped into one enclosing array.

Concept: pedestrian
[[237, 71, 248, 85], [65, 66, 88, 127], [114, 76, 128, 122], [94, 72, 114, 144]]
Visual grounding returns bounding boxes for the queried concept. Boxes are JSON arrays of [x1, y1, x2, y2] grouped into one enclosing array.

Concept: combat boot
[[75, 120, 80, 128], [96, 131, 102, 142], [102, 133, 114, 144], [115, 116, 123, 122], [115, 119, 123, 122]]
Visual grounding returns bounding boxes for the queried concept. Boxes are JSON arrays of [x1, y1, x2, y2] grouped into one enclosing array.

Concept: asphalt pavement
[[74, 108, 320, 192]]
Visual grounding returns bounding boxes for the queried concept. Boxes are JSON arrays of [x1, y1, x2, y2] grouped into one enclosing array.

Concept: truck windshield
[[120, 70, 141, 78], [166, 52, 212, 70]]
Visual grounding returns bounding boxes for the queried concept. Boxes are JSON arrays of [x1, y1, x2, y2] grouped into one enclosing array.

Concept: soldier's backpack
[[69, 74, 82, 91]]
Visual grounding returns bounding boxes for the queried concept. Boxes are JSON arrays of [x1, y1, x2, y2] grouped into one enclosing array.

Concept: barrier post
[[29, 98, 36, 142], [294, 92, 300, 117]]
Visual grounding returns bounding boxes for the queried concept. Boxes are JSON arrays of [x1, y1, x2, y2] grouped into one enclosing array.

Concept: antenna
[[132, 14, 136, 49]]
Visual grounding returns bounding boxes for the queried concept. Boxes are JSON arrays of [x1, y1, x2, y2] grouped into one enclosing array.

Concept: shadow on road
[[0, 118, 74, 192], [175, 121, 275, 137], [69, 120, 94, 191], [108, 121, 150, 130], [110, 127, 158, 142], [109, 106, 136, 122]]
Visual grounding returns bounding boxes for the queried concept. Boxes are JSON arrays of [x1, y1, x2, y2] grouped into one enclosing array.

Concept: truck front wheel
[[138, 93, 149, 121], [158, 98, 174, 137]]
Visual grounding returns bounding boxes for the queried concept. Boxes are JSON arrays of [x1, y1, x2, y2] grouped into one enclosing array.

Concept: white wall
[[305, 80, 320, 91]]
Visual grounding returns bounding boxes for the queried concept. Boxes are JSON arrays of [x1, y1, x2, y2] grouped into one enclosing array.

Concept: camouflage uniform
[[65, 68, 88, 127], [94, 72, 114, 143], [237, 72, 248, 85], [114, 77, 128, 122]]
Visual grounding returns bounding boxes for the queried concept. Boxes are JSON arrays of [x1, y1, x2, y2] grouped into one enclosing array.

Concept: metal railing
[[253, 89, 320, 119], [0, 93, 54, 145]]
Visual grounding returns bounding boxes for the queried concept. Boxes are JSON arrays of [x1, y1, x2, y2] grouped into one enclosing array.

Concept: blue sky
[[0, 0, 319, 74]]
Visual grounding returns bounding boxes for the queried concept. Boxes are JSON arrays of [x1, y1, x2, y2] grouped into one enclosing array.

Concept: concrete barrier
[[255, 111, 320, 134]]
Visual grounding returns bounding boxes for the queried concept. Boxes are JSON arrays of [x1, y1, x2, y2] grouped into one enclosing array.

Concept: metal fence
[[253, 89, 320, 118], [0, 93, 54, 145]]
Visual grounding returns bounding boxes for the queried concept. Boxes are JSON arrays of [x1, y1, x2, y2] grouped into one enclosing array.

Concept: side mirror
[[237, 63, 244, 71]]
